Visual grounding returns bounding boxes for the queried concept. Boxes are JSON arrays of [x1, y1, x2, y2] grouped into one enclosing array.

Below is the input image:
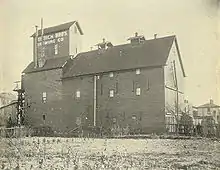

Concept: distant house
[[0, 92, 16, 107], [22, 21, 186, 134], [0, 101, 17, 127], [194, 99, 220, 125]]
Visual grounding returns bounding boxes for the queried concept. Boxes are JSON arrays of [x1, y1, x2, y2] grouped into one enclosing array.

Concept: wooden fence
[[0, 126, 33, 138]]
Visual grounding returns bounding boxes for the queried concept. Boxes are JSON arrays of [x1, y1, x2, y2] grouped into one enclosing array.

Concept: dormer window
[[136, 69, 141, 75], [109, 72, 114, 78]]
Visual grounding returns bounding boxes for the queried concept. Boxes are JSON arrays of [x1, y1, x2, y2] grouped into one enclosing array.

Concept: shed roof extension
[[23, 56, 69, 74]]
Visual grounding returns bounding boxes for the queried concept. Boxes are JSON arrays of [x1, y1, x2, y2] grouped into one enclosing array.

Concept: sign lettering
[[37, 30, 68, 46]]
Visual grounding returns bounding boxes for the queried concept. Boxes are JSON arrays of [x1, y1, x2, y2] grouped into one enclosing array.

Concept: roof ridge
[[31, 21, 77, 37], [78, 35, 176, 56], [63, 35, 176, 78]]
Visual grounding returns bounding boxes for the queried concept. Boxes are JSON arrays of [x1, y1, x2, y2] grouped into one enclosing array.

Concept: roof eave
[[75, 21, 84, 35], [174, 37, 186, 77]]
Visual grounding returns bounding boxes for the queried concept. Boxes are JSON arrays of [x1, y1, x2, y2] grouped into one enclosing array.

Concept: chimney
[[127, 32, 145, 44], [154, 34, 157, 39], [34, 25, 38, 68], [210, 99, 214, 104], [135, 32, 138, 37]]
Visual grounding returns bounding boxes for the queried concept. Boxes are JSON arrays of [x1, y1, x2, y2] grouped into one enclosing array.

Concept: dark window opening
[[132, 80, 135, 92], [116, 82, 119, 94], [139, 112, 142, 121], [43, 114, 46, 121], [101, 84, 103, 95]]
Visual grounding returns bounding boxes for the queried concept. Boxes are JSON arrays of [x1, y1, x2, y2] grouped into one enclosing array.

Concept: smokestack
[[34, 25, 38, 68], [41, 18, 44, 36], [154, 34, 157, 39], [135, 32, 138, 37]]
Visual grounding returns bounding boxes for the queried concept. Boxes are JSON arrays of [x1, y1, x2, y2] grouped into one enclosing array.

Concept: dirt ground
[[0, 137, 220, 169]]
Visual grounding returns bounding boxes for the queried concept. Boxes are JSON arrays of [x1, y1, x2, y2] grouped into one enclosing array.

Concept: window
[[38, 58, 46, 68], [207, 107, 210, 112], [76, 90, 80, 98], [112, 117, 117, 123], [213, 110, 216, 117], [109, 90, 114, 97], [109, 72, 114, 78], [42, 92, 47, 103], [136, 68, 140, 75], [55, 44, 58, 55], [136, 87, 141, 96], [42, 114, 46, 121], [119, 50, 123, 56], [132, 115, 137, 120], [132, 80, 135, 92]]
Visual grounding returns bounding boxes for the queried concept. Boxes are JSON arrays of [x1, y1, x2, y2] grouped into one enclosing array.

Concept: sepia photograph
[[0, 0, 220, 169]]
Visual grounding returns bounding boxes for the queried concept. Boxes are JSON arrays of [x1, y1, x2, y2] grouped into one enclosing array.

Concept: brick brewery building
[[22, 21, 186, 134]]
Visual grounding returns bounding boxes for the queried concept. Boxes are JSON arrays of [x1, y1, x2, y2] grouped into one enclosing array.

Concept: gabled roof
[[196, 103, 220, 108], [23, 57, 69, 74], [31, 21, 83, 37], [63, 35, 185, 78]]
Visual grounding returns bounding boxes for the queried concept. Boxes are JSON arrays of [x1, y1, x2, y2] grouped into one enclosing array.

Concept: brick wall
[[22, 69, 65, 131], [23, 66, 166, 134], [62, 66, 165, 134], [62, 75, 94, 130]]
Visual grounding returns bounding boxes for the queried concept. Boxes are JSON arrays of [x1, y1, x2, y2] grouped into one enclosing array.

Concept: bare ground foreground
[[0, 137, 220, 169]]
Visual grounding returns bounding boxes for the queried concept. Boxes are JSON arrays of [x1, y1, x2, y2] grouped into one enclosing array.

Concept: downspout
[[41, 18, 44, 59], [93, 75, 97, 126]]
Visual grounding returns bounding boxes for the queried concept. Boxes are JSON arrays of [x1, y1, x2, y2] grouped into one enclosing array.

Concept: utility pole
[[173, 60, 179, 134]]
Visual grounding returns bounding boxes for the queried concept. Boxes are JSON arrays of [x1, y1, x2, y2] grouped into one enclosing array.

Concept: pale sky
[[0, 0, 220, 106]]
